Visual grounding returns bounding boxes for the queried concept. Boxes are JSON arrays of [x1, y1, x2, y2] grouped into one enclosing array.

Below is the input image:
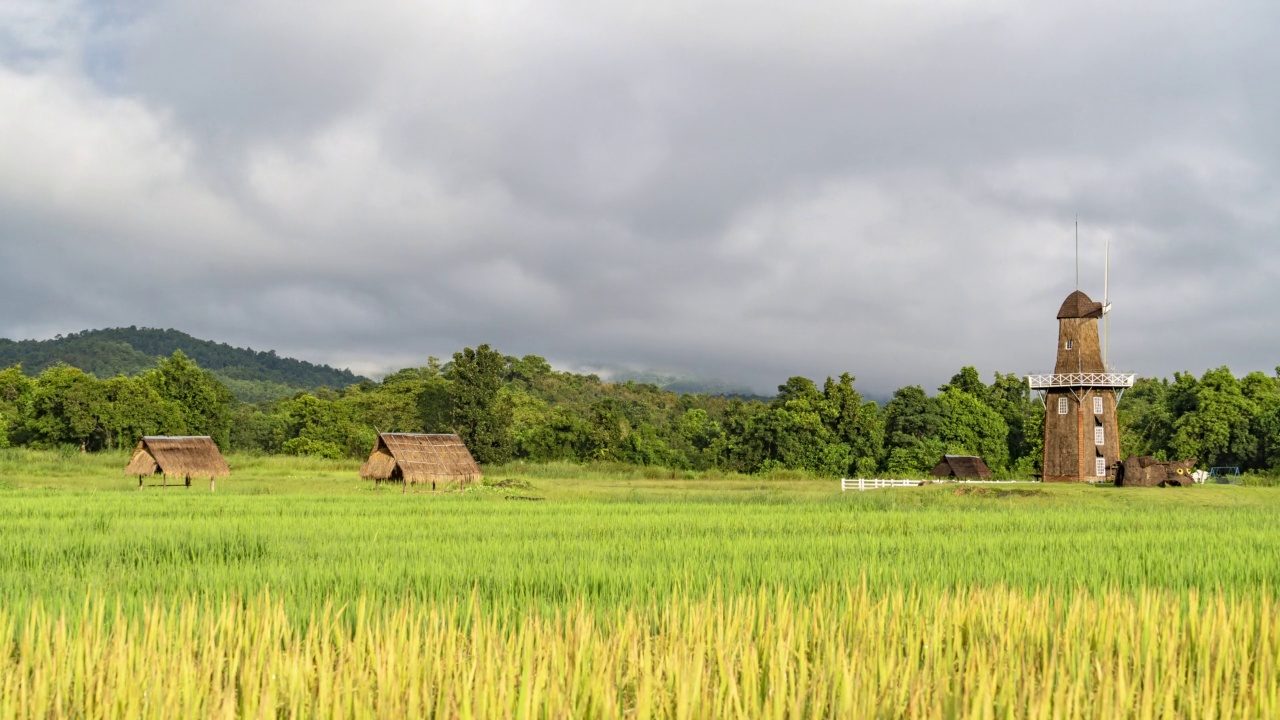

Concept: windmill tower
[[1027, 243, 1134, 482]]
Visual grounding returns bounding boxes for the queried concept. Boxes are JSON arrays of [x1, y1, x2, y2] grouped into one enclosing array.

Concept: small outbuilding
[[360, 433, 482, 491], [1115, 455, 1198, 487], [126, 436, 230, 490], [930, 455, 993, 480]]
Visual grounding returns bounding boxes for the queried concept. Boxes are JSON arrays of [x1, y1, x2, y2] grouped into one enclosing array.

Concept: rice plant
[[0, 586, 1275, 718], [1, 451, 1278, 716]]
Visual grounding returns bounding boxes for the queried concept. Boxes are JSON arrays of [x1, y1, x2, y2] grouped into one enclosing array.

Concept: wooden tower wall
[[1043, 388, 1120, 482], [1043, 311, 1120, 482]]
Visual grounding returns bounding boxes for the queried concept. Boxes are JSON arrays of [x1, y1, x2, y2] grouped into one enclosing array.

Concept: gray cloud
[[1, 0, 1278, 393]]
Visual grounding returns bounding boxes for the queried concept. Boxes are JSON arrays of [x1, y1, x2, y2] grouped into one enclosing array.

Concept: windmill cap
[[1057, 290, 1104, 319]]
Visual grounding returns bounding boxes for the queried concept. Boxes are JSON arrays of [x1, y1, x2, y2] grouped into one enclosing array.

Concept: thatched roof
[[930, 455, 993, 479], [1057, 290, 1104, 319], [125, 436, 230, 478], [359, 433, 482, 486]]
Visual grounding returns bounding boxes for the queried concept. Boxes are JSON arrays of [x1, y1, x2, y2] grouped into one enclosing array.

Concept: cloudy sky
[[1, 1, 1276, 394]]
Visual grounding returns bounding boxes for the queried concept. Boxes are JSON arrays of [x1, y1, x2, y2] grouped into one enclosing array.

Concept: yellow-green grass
[[2, 448, 1279, 716], [1, 448, 1277, 614], [2, 586, 1275, 718]]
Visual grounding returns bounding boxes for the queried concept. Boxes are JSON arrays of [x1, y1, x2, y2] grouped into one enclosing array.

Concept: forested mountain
[[1, 335, 1277, 478], [0, 328, 365, 401]]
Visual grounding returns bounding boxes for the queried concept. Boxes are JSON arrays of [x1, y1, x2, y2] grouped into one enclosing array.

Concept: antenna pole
[[1104, 238, 1110, 369], [1075, 216, 1079, 290]]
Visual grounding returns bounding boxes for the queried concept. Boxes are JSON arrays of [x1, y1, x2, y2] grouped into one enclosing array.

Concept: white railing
[[1026, 372, 1135, 389], [841, 478, 923, 491], [841, 478, 1033, 491]]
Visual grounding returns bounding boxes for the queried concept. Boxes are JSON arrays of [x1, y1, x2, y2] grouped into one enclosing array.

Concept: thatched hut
[[126, 436, 230, 491], [930, 455, 993, 480], [360, 433, 482, 491]]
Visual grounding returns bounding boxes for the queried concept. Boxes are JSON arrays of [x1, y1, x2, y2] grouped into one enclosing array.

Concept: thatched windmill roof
[[360, 433, 482, 488], [930, 455, 993, 479], [125, 436, 230, 478], [1056, 290, 1104, 319]]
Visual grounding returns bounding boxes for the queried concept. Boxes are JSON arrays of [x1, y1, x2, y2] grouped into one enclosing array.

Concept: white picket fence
[[840, 478, 1024, 491], [840, 478, 922, 491]]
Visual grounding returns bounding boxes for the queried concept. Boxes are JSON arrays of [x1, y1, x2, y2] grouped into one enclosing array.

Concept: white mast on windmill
[[1102, 238, 1111, 369]]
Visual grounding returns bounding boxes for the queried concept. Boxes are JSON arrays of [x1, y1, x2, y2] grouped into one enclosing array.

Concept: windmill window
[[1058, 397, 1068, 415], [1095, 426, 1105, 445], [1093, 397, 1104, 415], [1096, 457, 1106, 477], [1065, 340, 1074, 350]]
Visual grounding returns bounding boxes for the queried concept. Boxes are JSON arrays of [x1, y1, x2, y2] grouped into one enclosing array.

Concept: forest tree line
[[1, 347, 1279, 476], [0, 328, 364, 403]]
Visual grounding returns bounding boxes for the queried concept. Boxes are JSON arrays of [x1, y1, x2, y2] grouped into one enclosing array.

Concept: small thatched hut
[[930, 455, 994, 480], [126, 436, 230, 490], [360, 433, 482, 491]]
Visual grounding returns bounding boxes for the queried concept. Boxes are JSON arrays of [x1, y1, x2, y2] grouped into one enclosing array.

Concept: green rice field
[[1, 448, 1278, 717]]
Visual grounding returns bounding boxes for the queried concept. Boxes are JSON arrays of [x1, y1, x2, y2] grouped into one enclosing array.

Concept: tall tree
[[984, 372, 1035, 462], [936, 386, 1010, 470], [1171, 367, 1260, 468], [98, 376, 183, 451], [883, 386, 946, 473], [142, 351, 235, 447], [821, 373, 884, 476], [449, 345, 514, 464], [22, 364, 107, 450], [0, 366, 32, 448]]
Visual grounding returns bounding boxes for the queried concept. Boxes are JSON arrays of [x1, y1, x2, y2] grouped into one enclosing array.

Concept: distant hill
[[0, 328, 367, 402], [608, 370, 770, 400]]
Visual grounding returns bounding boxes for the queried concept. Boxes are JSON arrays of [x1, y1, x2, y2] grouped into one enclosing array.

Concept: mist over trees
[[1, 347, 1278, 477]]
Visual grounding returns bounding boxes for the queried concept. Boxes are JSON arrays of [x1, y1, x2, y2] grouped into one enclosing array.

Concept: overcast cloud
[[1, 0, 1277, 394]]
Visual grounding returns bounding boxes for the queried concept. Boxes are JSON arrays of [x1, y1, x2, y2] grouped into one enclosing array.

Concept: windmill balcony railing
[[1026, 373, 1136, 389]]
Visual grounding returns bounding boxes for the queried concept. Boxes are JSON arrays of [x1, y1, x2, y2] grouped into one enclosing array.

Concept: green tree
[[275, 394, 367, 459], [986, 372, 1037, 468], [944, 366, 988, 402], [0, 365, 33, 448], [142, 351, 235, 447], [23, 364, 107, 450], [741, 377, 850, 475], [585, 397, 629, 461], [98, 376, 183, 450], [678, 409, 722, 452], [883, 386, 945, 472], [416, 377, 453, 432], [1242, 371, 1280, 470], [1170, 367, 1258, 467], [449, 345, 514, 464], [710, 399, 763, 473], [821, 373, 884, 474], [1117, 378, 1174, 459], [885, 437, 946, 476], [228, 405, 286, 454], [936, 386, 1010, 470]]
